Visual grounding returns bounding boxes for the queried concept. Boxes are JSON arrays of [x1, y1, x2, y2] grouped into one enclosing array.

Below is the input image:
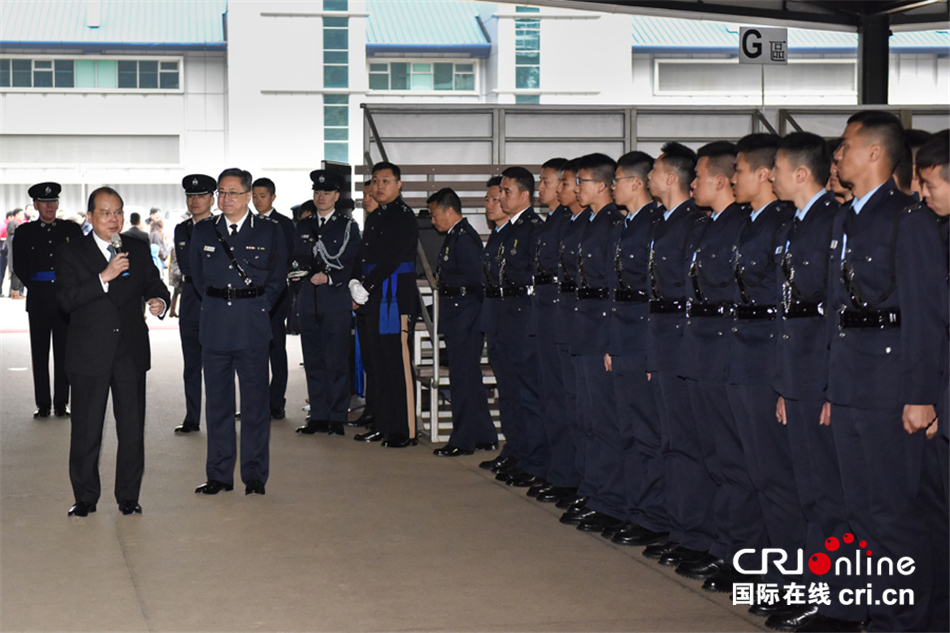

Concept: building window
[[514, 9, 540, 104], [323, 16, 349, 88], [368, 61, 476, 92], [324, 94, 349, 163], [324, 0, 347, 10], [0, 57, 180, 90]]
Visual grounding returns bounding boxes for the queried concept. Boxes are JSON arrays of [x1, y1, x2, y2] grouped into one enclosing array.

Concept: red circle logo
[[825, 537, 840, 552], [859, 540, 867, 548], [809, 553, 832, 575], [843, 533, 854, 544]]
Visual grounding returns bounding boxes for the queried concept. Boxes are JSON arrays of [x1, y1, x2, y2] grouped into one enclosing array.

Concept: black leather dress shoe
[[701, 564, 744, 592], [434, 444, 474, 457], [537, 486, 577, 503], [675, 553, 725, 580], [296, 419, 328, 434], [600, 520, 633, 539], [382, 435, 418, 448], [270, 407, 286, 420], [577, 512, 625, 533], [34, 407, 50, 418], [327, 422, 345, 436], [527, 482, 552, 497], [643, 540, 679, 560], [658, 545, 707, 567], [354, 429, 384, 442], [118, 500, 142, 515], [175, 421, 200, 434], [245, 479, 266, 495], [506, 472, 542, 487], [613, 526, 670, 547], [749, 601, 796, 618], [559, 507, 596, 525], [195, 480, 233, 495], [347, 412, 375, 428], [68, 502, 96, 517], [54, 405, 70, 417], [491, 456, 518, 474], [556, 494, 587, 509], [474, 442, 498, 451], [766, 605, 819, 632], [478, 456, 502, 470]]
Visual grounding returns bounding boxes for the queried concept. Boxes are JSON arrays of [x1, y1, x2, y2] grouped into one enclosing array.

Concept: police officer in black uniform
[[605, 151, 668, 548], [173, 174, 217, 434], [13, 182, 83, 418], [427, 188, 498, 456], [293, 170, 360, 437], [349, 162, 419, 448]]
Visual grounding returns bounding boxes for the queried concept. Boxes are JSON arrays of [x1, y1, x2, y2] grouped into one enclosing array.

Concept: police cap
[[182, 174, 217, 196], [28, 182, 61, 201], [310, 170, 344, 192]]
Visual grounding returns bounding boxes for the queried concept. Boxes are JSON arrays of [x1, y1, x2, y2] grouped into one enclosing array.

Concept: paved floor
[[0, 296, 765, 632]]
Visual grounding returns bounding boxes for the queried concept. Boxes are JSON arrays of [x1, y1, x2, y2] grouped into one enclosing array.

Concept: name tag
[[830, 240, 838, 250], [178, 241, 187, 247], [204, 245, 216, 252]]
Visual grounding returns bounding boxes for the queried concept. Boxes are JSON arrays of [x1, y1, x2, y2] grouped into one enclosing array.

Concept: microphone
[[110, 234, 130, 278]]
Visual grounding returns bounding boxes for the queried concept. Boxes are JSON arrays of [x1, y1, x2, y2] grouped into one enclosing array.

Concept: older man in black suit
[[56, 187, 169, 517]]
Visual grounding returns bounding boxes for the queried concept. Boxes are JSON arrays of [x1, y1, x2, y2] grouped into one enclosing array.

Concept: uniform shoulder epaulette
[[195, 215, 213, 224], [262, 215, 280, 224], [529, 216, 542, 225]]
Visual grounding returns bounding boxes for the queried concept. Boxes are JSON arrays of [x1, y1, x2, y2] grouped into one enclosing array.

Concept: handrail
[[415, 239, 440, 439], [362, 104, 389, 164]]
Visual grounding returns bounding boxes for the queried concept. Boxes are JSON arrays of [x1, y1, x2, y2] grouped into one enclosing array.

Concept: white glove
[[349, 279, 369, 305]]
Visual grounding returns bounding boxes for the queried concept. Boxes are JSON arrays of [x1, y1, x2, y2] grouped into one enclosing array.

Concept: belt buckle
[[459, 287, 467, 297]]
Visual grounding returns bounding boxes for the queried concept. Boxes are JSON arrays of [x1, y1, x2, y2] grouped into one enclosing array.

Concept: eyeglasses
[[95, 210, 124, 218], [612, 176, 637, 185], [370, 178, 397, 186], [575, 177, 599, 187], [217, 190, 249, 199]]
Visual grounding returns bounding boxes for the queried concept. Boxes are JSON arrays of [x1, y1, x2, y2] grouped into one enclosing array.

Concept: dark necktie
[[107, 244, 116, 261], [230, 223, 238, 237], [319, 217, 326, 229]]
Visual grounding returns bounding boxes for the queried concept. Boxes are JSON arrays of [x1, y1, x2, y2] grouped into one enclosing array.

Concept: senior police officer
[[173, 174, 217, 434], [12, 182, 83, 418], [605, 151, 668, 548], [251, 177, 296, 421], [349, 161, 419, 448], [191, 168, 287, 496], [428, 188, 498, 457], [293, 170, 360, 437], [828, 111, 932, 632]]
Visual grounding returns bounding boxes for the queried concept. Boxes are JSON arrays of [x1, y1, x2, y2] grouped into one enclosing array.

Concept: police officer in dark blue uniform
[[292, 170, 360, 437], [491, 166, 546, 487], [173, 174, 217, 434], [349, 162, 419, 448], [13, 182, 83, 418], [527, 158, 571, 496], [557, 154, 627, 534], [726, 134, 802, 595], [640, 143, 712, 567], [605, 151, 667, 547], [766, 132, 862, 632], [427, 188, 498, 456], [251, 177, 296, 420], [828, 111, 932, 632], [191, 168, 287, 496]]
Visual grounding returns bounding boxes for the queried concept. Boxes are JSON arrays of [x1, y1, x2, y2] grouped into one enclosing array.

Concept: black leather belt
[[205, 285, 265, 300], [484, 286, 529, 299], [439, 285, 480, 298], [782, 302, 824, 319], [649, 299, 686, 314], [838, 308, 901, 329], [559, 280, 577, 294], [577, 287, 609, 300], [614, 288, 649, 303], [687, 301, 735, 318], [534, 272, 558, 286], [735, 304, 779, 320]]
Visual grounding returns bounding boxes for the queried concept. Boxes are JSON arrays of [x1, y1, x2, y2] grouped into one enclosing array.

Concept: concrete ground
[[0, 295, 765, 633]]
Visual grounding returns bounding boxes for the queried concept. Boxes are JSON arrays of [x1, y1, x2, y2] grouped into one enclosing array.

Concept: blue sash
[[31, 271, 56, 281], [364, 261, 415, 334]]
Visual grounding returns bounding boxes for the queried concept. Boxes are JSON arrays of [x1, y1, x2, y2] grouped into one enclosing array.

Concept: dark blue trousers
[[831, 404, 932, 632], [728, 383, 805, 582], [179, 284, 202, 427], [554, 344, 581, 488], [203, 345, 271, 486], [656, 371, 715, 551], [268, 289, 289, 411], [534, 298, 564, 482], [496, 312, 546, 477], [614, 356, 666, 532], [921, 435, 949, 633], [573, 355, 594, 498], [300, 309, 351, 423], [487, 333, 519, 460], [579, 355, 625, 520], [29, 298, 70, 409], [784, 398, 864, 622], [442, 308, 496, 451]]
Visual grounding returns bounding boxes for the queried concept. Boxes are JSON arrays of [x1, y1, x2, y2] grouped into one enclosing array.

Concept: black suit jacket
[[122, 226, 150, 243], [56, 233, 170, 377]]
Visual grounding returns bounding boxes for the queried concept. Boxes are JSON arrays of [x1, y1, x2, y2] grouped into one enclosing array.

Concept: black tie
[[319, 217, 326, 228], [230, 223, 238, 237]]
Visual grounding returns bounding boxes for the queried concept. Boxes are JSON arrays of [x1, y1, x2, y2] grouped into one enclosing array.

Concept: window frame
[[365, 59, 479, 95], [0, 54, 184, 93]]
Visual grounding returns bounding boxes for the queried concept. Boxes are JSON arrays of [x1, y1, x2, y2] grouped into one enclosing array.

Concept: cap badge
[[192, 178, 198, 187], [45, 186, 51, 195]]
